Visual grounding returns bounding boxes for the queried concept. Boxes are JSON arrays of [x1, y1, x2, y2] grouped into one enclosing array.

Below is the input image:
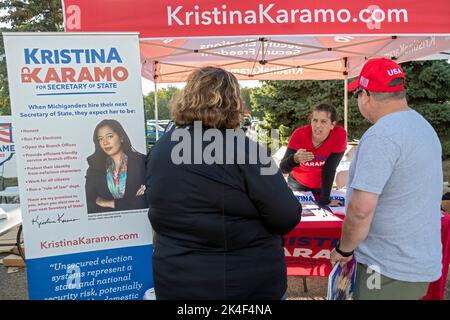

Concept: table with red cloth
[[284, 212, 450, 300]]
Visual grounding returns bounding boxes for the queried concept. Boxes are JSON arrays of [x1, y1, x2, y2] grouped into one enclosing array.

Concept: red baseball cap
[[348, 58, 406, 92]]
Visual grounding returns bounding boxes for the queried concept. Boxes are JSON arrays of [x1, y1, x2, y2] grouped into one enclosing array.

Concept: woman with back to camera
[[145, 66, 302, 300], [85, 119, 147, 214], [280, 103, 347, 206]]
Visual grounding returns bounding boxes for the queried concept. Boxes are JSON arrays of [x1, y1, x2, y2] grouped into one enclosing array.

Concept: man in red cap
[[330, 58, 443, 299]]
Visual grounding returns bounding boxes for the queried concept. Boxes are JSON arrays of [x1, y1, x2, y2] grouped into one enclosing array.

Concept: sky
[[0, 8, 8, 27], [141, 78, 261, 95]]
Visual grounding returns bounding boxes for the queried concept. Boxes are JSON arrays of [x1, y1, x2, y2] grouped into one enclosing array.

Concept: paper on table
[[293, 191, 316, 203], [293, 191, 344, 221], [330, 206, 346, 215], [301, 204, 342, 222]]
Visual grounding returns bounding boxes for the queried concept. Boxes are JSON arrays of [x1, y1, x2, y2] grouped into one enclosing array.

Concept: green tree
[[251, 60, 450, 158], [0, 29, 10, 115], [143, 86, 180, 121], [0, 0, 64, 114], [403, 60, 450, 158], [0, 0, 63, 32], [241, 86, 264, 119]]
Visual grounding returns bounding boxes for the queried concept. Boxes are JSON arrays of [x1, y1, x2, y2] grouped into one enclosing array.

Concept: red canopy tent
[[61, 0, 450, 129], [60, 2, 450, 299]]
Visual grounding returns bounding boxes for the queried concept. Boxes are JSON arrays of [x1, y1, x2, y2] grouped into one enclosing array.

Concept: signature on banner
[[31, 213, 80, 229]]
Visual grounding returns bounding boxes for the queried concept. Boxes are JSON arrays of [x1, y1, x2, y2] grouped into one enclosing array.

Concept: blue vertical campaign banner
[[3, 33, 153, 300]]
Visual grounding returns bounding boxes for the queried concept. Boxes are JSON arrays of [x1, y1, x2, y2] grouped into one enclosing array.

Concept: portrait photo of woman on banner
[[85, 119, 147, 214]]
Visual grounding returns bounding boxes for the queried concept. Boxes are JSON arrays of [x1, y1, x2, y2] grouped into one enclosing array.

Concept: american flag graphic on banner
[[0, 123, 13, 143]]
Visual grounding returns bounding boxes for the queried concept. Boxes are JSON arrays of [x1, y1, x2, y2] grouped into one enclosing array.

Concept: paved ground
[[0, 225, 28, 300], [286, 267, 450, 300], [0, 262, 448, 300], [0, 264, 28, 300], [1, 223, 449, 300]]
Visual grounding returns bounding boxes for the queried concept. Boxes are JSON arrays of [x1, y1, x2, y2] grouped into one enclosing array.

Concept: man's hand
[[294, 149, 314, 164], [330, 248, 353, 267], [96, 197, 115, 209]]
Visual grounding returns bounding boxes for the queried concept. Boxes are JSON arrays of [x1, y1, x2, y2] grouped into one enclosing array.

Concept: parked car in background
[[241, 117, 252, 132], [147, 123, 165, 145], [251, 119, 259, 130], [147, 119, 170, 128]]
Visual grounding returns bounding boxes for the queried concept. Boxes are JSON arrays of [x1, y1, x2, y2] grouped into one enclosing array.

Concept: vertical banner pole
[[154, 78, 159, 141], [344, 78, 348, 133]]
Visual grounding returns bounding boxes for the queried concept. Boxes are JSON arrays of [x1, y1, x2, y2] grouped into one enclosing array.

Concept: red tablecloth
[[284, 213, 450, 300], [423, 213, 450, 300]]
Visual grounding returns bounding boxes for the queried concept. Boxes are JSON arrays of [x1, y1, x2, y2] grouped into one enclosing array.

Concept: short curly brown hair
[[170, 67, 245, 129]]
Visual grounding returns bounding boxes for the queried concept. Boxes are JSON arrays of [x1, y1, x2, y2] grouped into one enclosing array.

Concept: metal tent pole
[[343, 57, 349, 133], [154, 77, 159, 141], [344, 77, 348, 133]]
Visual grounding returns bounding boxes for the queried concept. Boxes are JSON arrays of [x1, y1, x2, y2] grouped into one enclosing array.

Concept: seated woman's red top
[[288, 125, 347, 189]]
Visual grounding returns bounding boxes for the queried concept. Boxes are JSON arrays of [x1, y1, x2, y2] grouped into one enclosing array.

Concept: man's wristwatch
[[335, 240, 354, 257]]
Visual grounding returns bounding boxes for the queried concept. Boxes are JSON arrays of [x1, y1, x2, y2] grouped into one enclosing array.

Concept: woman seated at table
[[280, 103, 347, 206]]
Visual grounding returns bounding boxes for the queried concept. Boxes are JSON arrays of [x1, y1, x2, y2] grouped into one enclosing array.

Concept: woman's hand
[[96, 197, 115, 209], [294, 149, 314, 164], [136, 185, 146, 196]]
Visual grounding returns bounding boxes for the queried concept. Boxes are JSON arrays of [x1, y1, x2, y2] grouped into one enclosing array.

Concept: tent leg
[[154, 80, 159, 141], [344, 78, 348, 133], [302, 276, 308, 293]]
